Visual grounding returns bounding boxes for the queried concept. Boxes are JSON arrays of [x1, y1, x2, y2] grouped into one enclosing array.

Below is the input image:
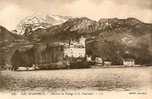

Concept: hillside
[[25, 17, 152, 65], [25, 17, 152, 41], [25, 17, 98, 41], [1, 17, 152, 66], [0, 25, 28, 66], [0, 26, 18, 42]]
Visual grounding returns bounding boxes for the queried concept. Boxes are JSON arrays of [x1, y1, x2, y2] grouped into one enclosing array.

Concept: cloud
[[89, 0, 152, 9], [0, 5, 24, 30], [0, 0, 76, 30], [0, 0, 151, 30], [65, 0, 152, 22]]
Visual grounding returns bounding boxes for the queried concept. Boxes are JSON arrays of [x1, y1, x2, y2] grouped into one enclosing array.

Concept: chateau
[[64, 36, 86, 58]]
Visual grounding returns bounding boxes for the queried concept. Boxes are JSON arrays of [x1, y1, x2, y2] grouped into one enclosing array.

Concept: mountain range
[[0, 16, 152, 65], [16, 15, 72, 35]]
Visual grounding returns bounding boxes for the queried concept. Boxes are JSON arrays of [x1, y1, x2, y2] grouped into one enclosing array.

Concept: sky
[[0, 0, 152, 30]]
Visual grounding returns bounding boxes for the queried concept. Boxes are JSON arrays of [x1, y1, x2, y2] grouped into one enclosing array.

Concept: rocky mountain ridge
[[0, 16, 152, 65], [16, 15, 72, 35]]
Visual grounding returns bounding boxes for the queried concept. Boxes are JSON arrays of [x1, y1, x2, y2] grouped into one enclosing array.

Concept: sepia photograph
[[0, 0, 152, 98]]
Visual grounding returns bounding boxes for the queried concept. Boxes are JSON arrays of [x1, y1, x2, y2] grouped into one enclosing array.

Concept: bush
[[0, 72, 7, 90], [70, 61, 90, 69], [38, 62, 67, 70]]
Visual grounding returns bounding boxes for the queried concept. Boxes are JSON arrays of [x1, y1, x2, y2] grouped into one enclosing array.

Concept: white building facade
[[64, 36, 86, 58], [123, 59, 135, 66]]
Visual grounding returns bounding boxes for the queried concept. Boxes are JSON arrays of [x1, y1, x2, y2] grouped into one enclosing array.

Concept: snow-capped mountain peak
[[16, 14, 72, 35], [45, 14, 72, 25]]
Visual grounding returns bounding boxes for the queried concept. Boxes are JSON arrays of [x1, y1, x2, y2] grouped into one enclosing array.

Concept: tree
[[86, 36, 125, 65]]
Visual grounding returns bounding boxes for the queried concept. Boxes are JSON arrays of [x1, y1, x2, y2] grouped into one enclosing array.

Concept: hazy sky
[[0, 0, 152, 30]]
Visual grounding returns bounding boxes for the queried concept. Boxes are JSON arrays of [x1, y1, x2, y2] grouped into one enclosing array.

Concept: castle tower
[[79, 36, 86, 47]]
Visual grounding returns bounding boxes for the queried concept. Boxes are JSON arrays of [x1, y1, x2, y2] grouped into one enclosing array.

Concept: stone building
[[64, 36, 86, 58], [122, 51, 135, 66]]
